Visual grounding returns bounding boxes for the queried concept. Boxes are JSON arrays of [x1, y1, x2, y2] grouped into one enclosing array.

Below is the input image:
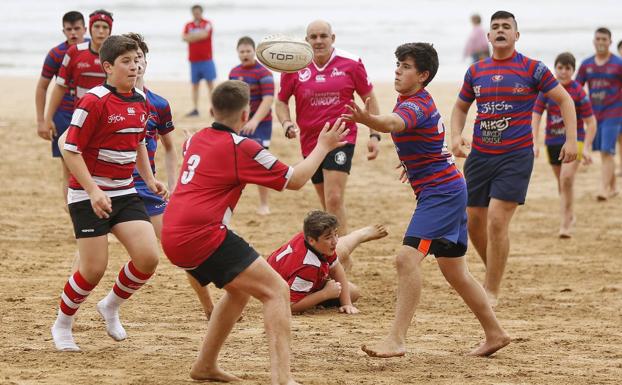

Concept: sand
[[0, 76, 621, 385]]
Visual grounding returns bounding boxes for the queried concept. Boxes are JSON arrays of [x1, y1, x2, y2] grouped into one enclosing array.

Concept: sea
[[1, 0, 621, 83]]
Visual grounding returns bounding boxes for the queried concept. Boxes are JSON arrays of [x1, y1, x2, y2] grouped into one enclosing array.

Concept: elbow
[[285, 179, 303, 191]]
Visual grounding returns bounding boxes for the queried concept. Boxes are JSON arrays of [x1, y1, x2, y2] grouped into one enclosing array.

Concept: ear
[[102, 61, 114, 75], [515, 31, 520, 41], [241, 108, 249, 123], [487, 31, 492, 43], [305, 35, 310, 43], [331, 33, 336, 44], [419, 70, 430, 84], [209, 107, 214, 118]]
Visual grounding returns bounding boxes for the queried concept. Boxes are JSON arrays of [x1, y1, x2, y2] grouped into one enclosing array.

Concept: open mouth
[[495, 36, 506, 42]]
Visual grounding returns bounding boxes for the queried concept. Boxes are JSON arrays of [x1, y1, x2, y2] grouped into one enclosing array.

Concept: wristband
[[369, 133, 381, 141]]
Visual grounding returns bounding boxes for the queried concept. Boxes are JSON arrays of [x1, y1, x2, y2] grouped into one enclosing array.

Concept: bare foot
[[256, 205, 270, 216], [360, 224, 389, 243], [596, 193, 608, 201], [485, 290, 498, 307], [361, 339, 406, 358], [468, 334, 511, 357], [190, 364, 240, 382], [559, 216, 575, 239]]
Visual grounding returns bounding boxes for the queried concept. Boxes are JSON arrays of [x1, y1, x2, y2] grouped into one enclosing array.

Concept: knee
[[80, 265, 106, 285], [487, 215, 508, 235], [133, 253, 159, 275], [394, 251, 417, 273], [560, 174, 574, 189], [258, 277, 290, 304], [325, 190, 344, 210]]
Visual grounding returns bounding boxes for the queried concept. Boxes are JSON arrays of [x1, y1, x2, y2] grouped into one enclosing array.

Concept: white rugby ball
[[256, 35, 313, 73]]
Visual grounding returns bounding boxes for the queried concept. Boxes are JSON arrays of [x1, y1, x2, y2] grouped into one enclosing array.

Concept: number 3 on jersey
[[180, 154, 201, 184]]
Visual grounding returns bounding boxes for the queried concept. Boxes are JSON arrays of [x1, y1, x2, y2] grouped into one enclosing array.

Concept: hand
[[342, 98, 372, 125], [241, 120, 258, 135], [37, 120, 56, 141], [322, 279, 342, 299], [396, 163, 408, 183], [559, 141, 578, 163], [339, 304, 360, 315], [317, 118, 349, 152], [581, 146, 593, 166], [88, 187, 112, 219], [367, 136, 380, 160], [451, 135, 471, 158], [148, 179, 169, 200], [284, 122, 299, 139], [533, 144, 540, 158]]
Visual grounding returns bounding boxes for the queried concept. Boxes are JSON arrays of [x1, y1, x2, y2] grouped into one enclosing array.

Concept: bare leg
[[60, 159, 70, 208], [484, 199, 518, 304], [313, 182, 326, 210], [257, 185, 270, 215], [348, 282, 361, 303], [191, 83, 199, 112], [550, 164, 561, 194], [436, 256, 510, 356], [559, 161, 579, 238], [323, 170, 349, 236], [617, 135, 622, 176], [335, 224, 388, 272], [598, 152, 617, 200], [187, 273, 214, 319], [362, 246, 424, 358], [467, 207, 488, 265], [206, 80, 215, 106]]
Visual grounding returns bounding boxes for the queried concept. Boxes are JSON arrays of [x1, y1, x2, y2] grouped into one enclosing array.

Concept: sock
[[52, 271, 95, 351], [97, 261, 153, 341]]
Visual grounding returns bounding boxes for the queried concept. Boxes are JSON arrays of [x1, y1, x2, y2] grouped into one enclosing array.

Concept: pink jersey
[[57, 42, 106, 103], [64, 85, 149, 204], [278, 49, 373, 156]]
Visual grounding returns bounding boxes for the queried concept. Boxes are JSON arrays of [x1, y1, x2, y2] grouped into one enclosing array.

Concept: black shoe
[[186, 109, 199, 117]]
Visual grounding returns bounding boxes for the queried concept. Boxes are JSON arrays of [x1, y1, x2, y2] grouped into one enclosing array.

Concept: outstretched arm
[[342, 98, 405, 134]]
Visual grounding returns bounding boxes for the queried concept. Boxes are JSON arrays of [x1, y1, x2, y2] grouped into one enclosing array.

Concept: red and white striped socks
[[97, 261, 153, 341], [52, 271, 95, 351]]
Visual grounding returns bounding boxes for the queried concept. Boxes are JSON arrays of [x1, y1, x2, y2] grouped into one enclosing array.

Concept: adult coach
[[182, 4, 216, 117], [576, 28, 622, 200], [276, 20, 380, 269], [450, 10, 578, 305]]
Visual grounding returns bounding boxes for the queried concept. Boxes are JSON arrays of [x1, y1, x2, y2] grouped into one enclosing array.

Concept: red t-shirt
[[183, 18, 213, 62], [64, 85, 149, 203], [278, 48, 373, 156], [267, 232, 338, 303], [57, 42, 106, 103], [162, 123, 293, 268]]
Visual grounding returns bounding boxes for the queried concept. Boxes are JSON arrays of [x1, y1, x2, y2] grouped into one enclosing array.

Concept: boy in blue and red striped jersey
[[450, 10, 578, 305], [52, 35, 168, 352], [344, 42, 510, 358], [35, 11, 87, 202], [576, 27, 622, 200], [532, 52, 597, 238], [229, 36, 275, 215]]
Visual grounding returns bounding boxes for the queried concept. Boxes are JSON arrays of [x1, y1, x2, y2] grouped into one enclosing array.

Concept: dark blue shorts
[[52, 109, 73, 157], [242, 120, 272, 149], [464, 148, 534, 207], [404, 186, 468, 250], [190, 60, 217, 84], [136, 183, 167, 216], [593, 118, 622, 154]]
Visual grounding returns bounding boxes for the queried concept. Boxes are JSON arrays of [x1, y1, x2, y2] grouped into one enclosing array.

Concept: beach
[[1, 76, 621, 384]]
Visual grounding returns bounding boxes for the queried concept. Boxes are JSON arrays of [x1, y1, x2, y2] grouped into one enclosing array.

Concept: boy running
[[161, 80, 348, 384], [52, 35, 168, 352], [344, 42, 510, 358], [532, 52, 597, 238]]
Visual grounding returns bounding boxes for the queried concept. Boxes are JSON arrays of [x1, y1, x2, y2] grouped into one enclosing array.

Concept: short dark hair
[[618, 40, 622, 51], [491, 10, 517, 29], [395, 43, 439, 87], [212, 80, 250, 115], [192, 4, 203, 12], [62, 11, 84, 25], [123, 32, 149, 55], [303, 210, 339, 240], [595, 27, 612, 39], [554, 52, 576, 70], [237, 36, 255, 49], [99, 35, 139, 65]]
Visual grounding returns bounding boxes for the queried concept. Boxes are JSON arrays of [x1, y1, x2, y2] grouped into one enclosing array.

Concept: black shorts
[[311, 144, 355, 185], [187, 230, 259, 289], [546, 144, 563, 166], [68, 193, 150, 238], [403, 236, 467, 258], [464, 148, 534, 207]]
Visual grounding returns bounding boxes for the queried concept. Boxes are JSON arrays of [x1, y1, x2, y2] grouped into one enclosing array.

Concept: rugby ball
[[256, 35, 313, 73]]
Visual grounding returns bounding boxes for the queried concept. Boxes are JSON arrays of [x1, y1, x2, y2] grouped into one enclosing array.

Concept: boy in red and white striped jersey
[[52, 35, 168, 352]]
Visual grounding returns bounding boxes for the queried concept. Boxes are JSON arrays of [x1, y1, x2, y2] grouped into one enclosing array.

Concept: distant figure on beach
[[450, 10, 577, 306], [182, 4, 216, 117], [276, 20, 381, 272], [463, 14, 490, 63], [576, 27, 622, 200]]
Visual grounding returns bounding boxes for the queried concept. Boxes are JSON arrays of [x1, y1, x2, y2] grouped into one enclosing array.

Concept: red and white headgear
[[89, 11, 113, 32]]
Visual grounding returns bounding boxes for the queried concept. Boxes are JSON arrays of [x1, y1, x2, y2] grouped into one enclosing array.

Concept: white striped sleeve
[[70, 109, 88, 128]]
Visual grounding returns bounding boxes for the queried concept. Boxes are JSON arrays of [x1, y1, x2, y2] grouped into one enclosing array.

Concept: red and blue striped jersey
[[228, 62, 274, 122], [459, 51, 558, 155], [534, 80, 593, 146], [41, 41, 76, 113], [392, 89, 465, 198], [576, 54, 622, 122], [132, 87, 175, 182]]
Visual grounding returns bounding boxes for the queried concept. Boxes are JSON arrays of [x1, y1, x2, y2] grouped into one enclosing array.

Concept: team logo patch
[[315, 74, 326, 83], [334, 151, 347, 165], [492, 74, 504, 82], [473, 85, 481, 97], [512, 83, 528, 95], [331, 67, 345, 77], [127, 107, 136, 115], [533, 62, 546, 81], [298, 68, 311, 82]]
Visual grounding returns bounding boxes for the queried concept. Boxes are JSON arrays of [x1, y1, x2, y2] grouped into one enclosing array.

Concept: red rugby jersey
[[267, 232, 338, 303], [64, 84, 149, 204], [183, 18, 213, 62], [162, 123, 293, 268], [57, 42, 106, 103]]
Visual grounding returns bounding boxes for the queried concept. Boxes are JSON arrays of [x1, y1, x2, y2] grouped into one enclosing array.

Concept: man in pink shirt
[[463, 14, 490, 63], [276, 20, 380, 271]]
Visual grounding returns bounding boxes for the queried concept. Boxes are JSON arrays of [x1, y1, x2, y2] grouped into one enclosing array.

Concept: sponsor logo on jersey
[[77, 62, 90, 69], [480, 117, 512, 144], [298, 68, 311, 82], [127, 107, 136, 115], [473, 85, 481, 97], [108, 114, 126, 123], [534, 62, 547, 81], [310, 91, 340, 107], [401, 101, 424, 120], [330, 67, 345, 77], [315, 74, 326, 83], [81, 229, 95, 233], [94, 59, 101, 65], [492, 74, 504, 82], [479, 101, 514, 114], [512, 83, 528, 95]]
